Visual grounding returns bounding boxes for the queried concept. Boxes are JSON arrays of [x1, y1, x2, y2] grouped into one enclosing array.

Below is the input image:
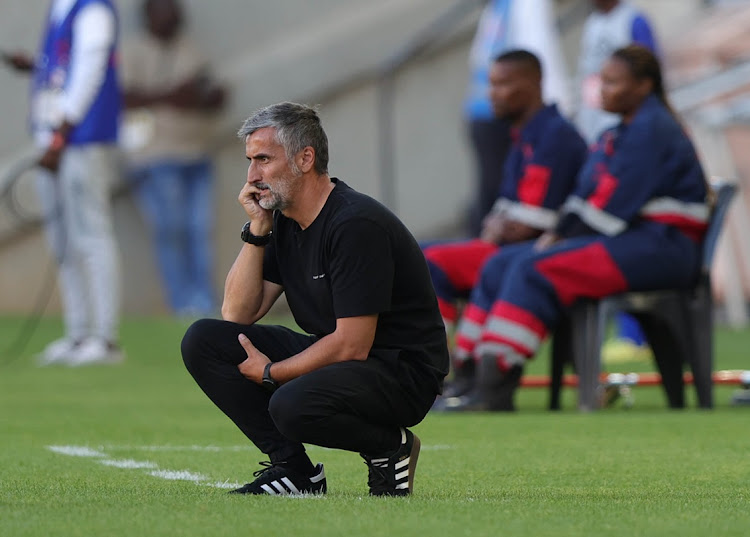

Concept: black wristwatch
[[262, 362, 279, 392], [241, 221, 273, 246]]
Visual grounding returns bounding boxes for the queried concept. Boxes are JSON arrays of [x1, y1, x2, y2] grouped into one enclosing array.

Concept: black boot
[[476, 354, 522, 411], [441, 359, 476, 398], [432, 356, 522, 412]]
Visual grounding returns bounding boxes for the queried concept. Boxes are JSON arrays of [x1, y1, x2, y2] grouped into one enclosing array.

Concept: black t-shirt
[[262, 178, 449, 391]]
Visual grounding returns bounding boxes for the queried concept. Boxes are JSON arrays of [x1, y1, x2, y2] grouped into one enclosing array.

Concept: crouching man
[[181, 102, 449, 496]]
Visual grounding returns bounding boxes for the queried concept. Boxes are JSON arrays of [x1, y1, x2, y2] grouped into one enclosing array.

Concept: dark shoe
[[361, 428, 421, 496], [435, 362, 522, 412], [230, 461, 327, 495], [477, 354, 522, 411], [441, 360, 476, 398], [431, 360, 476, 412], [431, 390, 488, 412]]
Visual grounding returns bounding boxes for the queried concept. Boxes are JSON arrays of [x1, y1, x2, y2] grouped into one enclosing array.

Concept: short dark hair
[[493, 49, 543, 79], [237, 102, 329, 175]]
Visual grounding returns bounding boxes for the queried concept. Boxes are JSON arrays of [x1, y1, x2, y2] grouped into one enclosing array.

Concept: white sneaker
[[36, 338, 82, 366], [66, 338, 125, 367]]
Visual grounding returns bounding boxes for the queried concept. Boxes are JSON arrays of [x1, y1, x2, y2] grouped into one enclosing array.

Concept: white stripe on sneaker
[[310, 466, 326, 483], [270, 480, 287, 494], [395, 470, 408, 480], [395, 458, 409, 470], [281, 477, 301, 494], [261, 484, 277, 495]]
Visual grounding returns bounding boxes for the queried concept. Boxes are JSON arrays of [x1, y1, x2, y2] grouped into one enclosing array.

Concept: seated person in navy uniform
[[424, 50, 586, 397], [443, 45, 709, 411]]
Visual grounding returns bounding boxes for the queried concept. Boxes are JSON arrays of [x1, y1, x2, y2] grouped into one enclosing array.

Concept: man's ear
[[297, 146, 316, 173]]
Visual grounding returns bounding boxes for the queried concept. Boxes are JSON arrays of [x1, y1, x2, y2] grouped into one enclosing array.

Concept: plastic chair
[[549, 182, 737, 411]]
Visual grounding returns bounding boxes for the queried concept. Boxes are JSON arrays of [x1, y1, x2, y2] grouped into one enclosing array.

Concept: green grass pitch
[[1, 314, 749, 537]]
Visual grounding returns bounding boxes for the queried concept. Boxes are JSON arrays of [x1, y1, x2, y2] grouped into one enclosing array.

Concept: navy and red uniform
[[455, 94, 709, 369], [423, 104, 586, 328]]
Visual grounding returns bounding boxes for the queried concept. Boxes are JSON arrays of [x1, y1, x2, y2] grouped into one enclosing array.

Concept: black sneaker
[[361, 428, 421, 496], [229, 461, 327, 495]]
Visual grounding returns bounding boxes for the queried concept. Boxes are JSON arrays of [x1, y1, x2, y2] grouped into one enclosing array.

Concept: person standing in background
[[3, 0, 124, 366], [121, 0, 226, 316], [464, 0, 570, 237], [575, 0, 659, 362]]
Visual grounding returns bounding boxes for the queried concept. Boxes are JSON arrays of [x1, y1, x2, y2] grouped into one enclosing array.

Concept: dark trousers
[[181, 319, 437, 463], [467, 117, 512, 237]]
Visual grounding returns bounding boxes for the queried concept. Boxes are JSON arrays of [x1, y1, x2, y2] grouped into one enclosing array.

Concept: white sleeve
[[509, 0, 572, 115], [62, 3, 117, 124]]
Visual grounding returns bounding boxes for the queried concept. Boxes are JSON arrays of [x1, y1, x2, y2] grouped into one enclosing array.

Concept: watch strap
[[241, 221, 273, 246], [262, 362, 278, 392]]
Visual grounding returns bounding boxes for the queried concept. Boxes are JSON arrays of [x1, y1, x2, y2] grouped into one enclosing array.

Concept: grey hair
[[237, 102, 329, 175]]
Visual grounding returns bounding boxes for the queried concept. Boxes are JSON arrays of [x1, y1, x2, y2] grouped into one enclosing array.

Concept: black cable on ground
[[0, 157, 62, 365], [0, 254, 58, 365]]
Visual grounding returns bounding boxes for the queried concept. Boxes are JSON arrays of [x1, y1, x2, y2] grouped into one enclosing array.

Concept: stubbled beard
[[256, 169, 300, 211], [259, 190, 287, 211], [252, 183, 278, 210]]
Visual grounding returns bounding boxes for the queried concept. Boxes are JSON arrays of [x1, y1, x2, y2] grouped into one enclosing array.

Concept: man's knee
[[181, 318, 220, 373], [268, 386, 314, 443]]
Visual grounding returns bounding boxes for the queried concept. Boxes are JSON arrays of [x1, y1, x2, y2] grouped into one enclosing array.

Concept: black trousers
[[467, 117, 512, 238], [181, 319, 437, 463]]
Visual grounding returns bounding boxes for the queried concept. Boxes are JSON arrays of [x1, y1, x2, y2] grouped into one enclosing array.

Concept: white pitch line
[[421, 444, 453, 451], [46, 442, 454, 492], [149, 470, 208, 482], [46, 445, 244, 490], [99, 459, 158, 469], [47, 445, 106, 457], [205, 480, 244, 490]]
